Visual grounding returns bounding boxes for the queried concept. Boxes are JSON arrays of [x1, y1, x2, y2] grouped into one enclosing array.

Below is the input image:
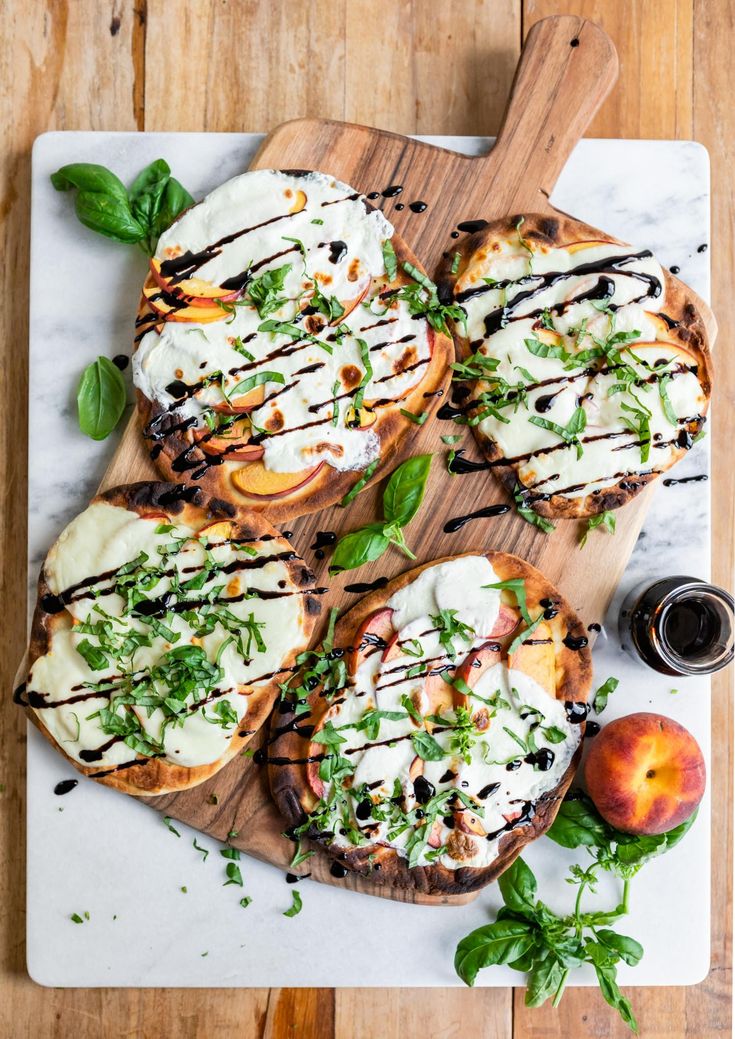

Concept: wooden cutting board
[[32, 15, 718, 906]]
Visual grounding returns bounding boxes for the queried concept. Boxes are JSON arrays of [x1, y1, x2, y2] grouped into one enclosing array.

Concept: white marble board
[[26, 132, 712, 987]]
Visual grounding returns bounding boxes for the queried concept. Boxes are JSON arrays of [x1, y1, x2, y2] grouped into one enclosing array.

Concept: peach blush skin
[[584, 712, 705, 836]]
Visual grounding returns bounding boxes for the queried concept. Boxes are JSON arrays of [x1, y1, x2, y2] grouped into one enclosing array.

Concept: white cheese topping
[[454, 235, 707, 501], [306, 558, 582, 871], [133, 169, 433, 478], [28, 502, 306, 770]]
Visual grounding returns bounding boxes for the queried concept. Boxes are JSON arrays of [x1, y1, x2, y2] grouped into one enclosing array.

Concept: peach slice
[[454, 641, 502, 698], [194, 417, 264, 462], [508, 620, 556, 698], [344, 405, 377, 430], [149, 258, 242, 304], [142, 279, 225, 324], [197, 519, 237, 542], [288, 189, 307, 215], [305, 704, 341, 801], [585, 712, 705, 835], [565, 239, 613, 254], [212, 383, 267, 415], [454, 809, 487, 837], [230, 460, 324, 500], [488, 605, 520, 639], [347, 607, 394, 677]]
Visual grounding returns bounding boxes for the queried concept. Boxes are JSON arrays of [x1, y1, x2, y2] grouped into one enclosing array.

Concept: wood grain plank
[[336, 988, 512, 1039], [344, 0, 521, 135], [144, 0, 348, 131], [524, 0, 693, 138], [0, 1, 141, 1035]]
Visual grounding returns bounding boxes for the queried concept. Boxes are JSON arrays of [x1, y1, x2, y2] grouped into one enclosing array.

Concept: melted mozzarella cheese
[[315, 558, 583, 871], [455, 236, 707, 501], [28, 502, 305, 770], [134, 169, 433, 476]]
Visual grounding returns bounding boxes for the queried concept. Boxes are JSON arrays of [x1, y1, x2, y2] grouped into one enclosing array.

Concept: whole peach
[[584, 712, 705, 835]]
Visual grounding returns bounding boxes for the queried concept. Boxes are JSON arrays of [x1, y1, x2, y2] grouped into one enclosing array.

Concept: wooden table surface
[[0, 2, 731, 1036]]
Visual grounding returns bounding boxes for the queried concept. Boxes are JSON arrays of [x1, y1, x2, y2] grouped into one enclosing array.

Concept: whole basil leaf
[[613, 833, 666, 867], [595, 929, 643, 967], [525, 956, 564, 1008], [51, 163, 128, 202], [411, 731, 444, 761], [77, 356, 127, 440], [129, 158, 171, 203], [329, 524, 389, 575], [659, 806, 698, 851], [455, 919, 535, 986], [546, 793, 609, 849], [591, 961, 638, 1032], [498, 856, 537, 917], [154, 178, 194, 238], [73, 192, 145, 244], [129, 159, 172, 250], [382, 453, 432, 526]]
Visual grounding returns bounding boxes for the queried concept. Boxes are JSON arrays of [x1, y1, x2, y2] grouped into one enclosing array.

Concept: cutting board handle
[[487, 15, 619, 210]]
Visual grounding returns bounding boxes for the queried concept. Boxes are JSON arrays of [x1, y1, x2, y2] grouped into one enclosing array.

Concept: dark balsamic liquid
[[662, 474, 708, 487], [456, 220, 489, 234], [311, 531, 336, 560], [408, 201, 428, 213], [54, 779, 79, 796], [443, 504, 510, 533], [344, 577, 389, 594], [563, 633, 589, 651], [624, 577, 734, 675]]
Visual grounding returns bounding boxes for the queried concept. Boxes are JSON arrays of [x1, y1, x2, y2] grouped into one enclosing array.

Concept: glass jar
[[619, 576, 734, 676]]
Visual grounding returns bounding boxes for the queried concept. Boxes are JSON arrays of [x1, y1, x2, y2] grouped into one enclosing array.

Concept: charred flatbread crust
[[269, 551, 592, 896], [437, 212, 713, 519], [23, 482, 320, 797], [135, 213, 452, 524]]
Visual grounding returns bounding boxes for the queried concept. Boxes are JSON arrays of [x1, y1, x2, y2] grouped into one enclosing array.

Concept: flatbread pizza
[[437, 213, 713, 518], [133, 169, 453, 522], [269, 552, 592, 896], [19, 482, 320, 795]]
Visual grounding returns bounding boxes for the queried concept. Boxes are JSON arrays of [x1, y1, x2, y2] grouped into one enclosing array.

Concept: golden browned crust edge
[[436, 212, 714, 519], [134, 211, 453, 523], [23, 481, 321, 797], [268, 550, 592, 896]]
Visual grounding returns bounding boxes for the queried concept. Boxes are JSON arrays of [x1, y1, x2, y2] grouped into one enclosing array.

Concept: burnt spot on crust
[[305, 594, 322, 617], [104, 481, 203, 515], [682, 302, 698, 326], [207, 496, 237, 519], [538, 217, 560, 241], [295, 564, 316, 588]]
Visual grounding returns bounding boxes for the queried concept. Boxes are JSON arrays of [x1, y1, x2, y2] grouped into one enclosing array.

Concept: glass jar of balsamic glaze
[[619, 576, 734, 676]]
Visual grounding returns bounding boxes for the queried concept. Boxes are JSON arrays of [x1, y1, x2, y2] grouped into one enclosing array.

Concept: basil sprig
[[77, 356, 127, 441], [455, 792, 699, 1032], [580, 509, 616, 548], [329, 454, 432, 575], [51, 159, 193, 255]]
